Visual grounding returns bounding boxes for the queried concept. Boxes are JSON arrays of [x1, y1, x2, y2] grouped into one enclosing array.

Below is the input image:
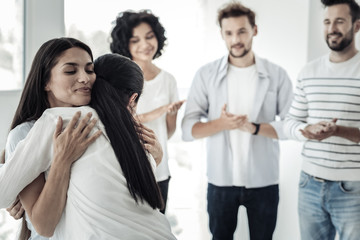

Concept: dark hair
[[217, 2, 256, 27], [10, 37, 92, 240], [321, 0, 360, 22], [90, 53, 164, 209], [10, 37, 93, 130], [110, 10, 167, 59]]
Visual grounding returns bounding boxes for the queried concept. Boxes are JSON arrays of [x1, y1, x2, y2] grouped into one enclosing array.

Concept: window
[[0, 0, 24, 91]]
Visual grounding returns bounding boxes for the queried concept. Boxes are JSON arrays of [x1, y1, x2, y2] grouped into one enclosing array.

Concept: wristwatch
[[252, 122, 260, 135]]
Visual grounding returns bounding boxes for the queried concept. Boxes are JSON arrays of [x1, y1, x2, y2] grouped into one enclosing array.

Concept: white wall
[[1, 0, 357, 239], [0, 1, 64, 238], [0, 0, 64, 151], [0, 91, 21, 149]]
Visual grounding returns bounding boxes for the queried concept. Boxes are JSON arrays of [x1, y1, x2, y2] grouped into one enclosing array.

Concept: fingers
[[80, 117, 98, 139], [14, 206, 25, 220], [139, 123, 153, 133], [6, 199, 24, 220], [7, 196, 20, 210], [142, 133, 155, 145], [64, 112, 97, 138], [67, 111, 81, 130], [74, 112, 93, 134], [221, 104, 227, 113], [54, 117, 63, 139], [144, 143, 153, 152], [174, 100, 186, 109], [139, 124, 155, 138], [84, 130, 102, 146]]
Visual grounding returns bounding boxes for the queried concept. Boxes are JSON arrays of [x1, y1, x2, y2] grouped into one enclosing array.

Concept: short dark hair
[[321, 0, 360, 22], [110, 10, 167, 60], [11, 37, 93, 130], [217, 2, 256, 27]]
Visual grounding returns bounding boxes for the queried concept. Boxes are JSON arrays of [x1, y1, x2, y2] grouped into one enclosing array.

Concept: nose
[[78, 70, 91, 84], [140, 38, 151, 48], [328, 22, 337, 33], [232, 34, 241, 44]]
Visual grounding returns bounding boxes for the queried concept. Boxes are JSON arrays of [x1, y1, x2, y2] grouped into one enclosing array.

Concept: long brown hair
[[8, 37, 93, 240], [11, 37, 93, 130]]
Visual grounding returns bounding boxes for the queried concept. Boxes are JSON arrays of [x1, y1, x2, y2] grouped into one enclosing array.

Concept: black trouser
[[158, 177, 171, 214]]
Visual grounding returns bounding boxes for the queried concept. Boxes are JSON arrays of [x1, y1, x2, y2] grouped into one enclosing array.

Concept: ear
[[354, 19, 360, 34], [128, 93, 138, 108], [253, 24, 258, 36], [127, 93, 138, 115], [44, 82, 50, 92]]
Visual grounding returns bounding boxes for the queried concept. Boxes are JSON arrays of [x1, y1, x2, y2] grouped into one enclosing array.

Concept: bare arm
[[6, 196, 24, 220], [137, 105, 169, 123], [166, 100, 185, 139], [19, 112, 101, 237]]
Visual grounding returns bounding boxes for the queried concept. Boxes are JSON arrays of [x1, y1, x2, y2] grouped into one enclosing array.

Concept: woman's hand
[[167, 100, 186, 115], [0, 150, 5, 164], [53, 111, 102, 166], [18, 111, 103, 237], [6, 196, 24, 220], [139, 124, 163, 166]]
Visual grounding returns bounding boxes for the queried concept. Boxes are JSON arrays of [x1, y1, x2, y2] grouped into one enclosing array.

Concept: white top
[[136, 70, 179, 182], [0, 106, 176, 240], [5, 120, 48, 240], [227, 64, 257, 186], [182, 55, 293, 187], [284, 52, 360, 181]]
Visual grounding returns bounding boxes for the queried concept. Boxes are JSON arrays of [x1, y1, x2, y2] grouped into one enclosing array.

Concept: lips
[[231, 43, 244, 49], [76, 87, 91, 93], [327, 33, 342, 40]]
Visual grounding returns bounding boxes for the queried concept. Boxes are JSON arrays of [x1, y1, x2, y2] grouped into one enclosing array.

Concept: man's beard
[[229, 42, 251, 58], [326, 26, 354, 51]]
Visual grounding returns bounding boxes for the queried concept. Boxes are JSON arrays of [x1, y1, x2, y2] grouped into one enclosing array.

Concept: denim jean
[[298, 171, 360, 240], [158, 177, 171, 214], [207, 183, 279, 240]]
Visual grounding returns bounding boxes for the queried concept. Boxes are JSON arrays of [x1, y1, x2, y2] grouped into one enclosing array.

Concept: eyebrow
[[62, 62, 93, 67], [324, 17, 347, 22], [131, 30, 155, 38]]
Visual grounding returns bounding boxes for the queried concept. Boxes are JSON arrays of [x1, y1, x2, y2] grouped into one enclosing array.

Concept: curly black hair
[[321, 0, 360, 22], [110, 10, 167, 60]]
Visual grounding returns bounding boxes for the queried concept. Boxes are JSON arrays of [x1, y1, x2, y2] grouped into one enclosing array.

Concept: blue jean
[[207, 183, 279, 240], [298, 171, 360, 240]]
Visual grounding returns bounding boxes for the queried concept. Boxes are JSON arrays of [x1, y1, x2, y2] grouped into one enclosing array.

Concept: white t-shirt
[[136, 70, 179, 182], [0, 106, 176, 240], [227, 64, 258, 186]]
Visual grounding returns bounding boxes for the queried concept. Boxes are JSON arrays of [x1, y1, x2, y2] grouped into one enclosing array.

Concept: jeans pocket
[[339, 181, 360, 194], [299, 171, 310, 188]]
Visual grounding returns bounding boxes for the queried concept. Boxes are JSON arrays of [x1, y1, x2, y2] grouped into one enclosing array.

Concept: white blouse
[[0, 106, 176, 240]]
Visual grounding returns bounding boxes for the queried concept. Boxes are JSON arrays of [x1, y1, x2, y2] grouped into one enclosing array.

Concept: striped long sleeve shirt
[[284, 52, 360, 181]]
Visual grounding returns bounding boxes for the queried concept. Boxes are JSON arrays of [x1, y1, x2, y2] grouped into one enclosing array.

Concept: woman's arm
[[136, 104, 169, 123], [166, 100, 185, 139], [19, 112, 101, 237]]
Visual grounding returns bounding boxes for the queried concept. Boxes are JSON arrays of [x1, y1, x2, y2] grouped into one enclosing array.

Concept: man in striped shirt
[[284, 0, 360, 239]]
